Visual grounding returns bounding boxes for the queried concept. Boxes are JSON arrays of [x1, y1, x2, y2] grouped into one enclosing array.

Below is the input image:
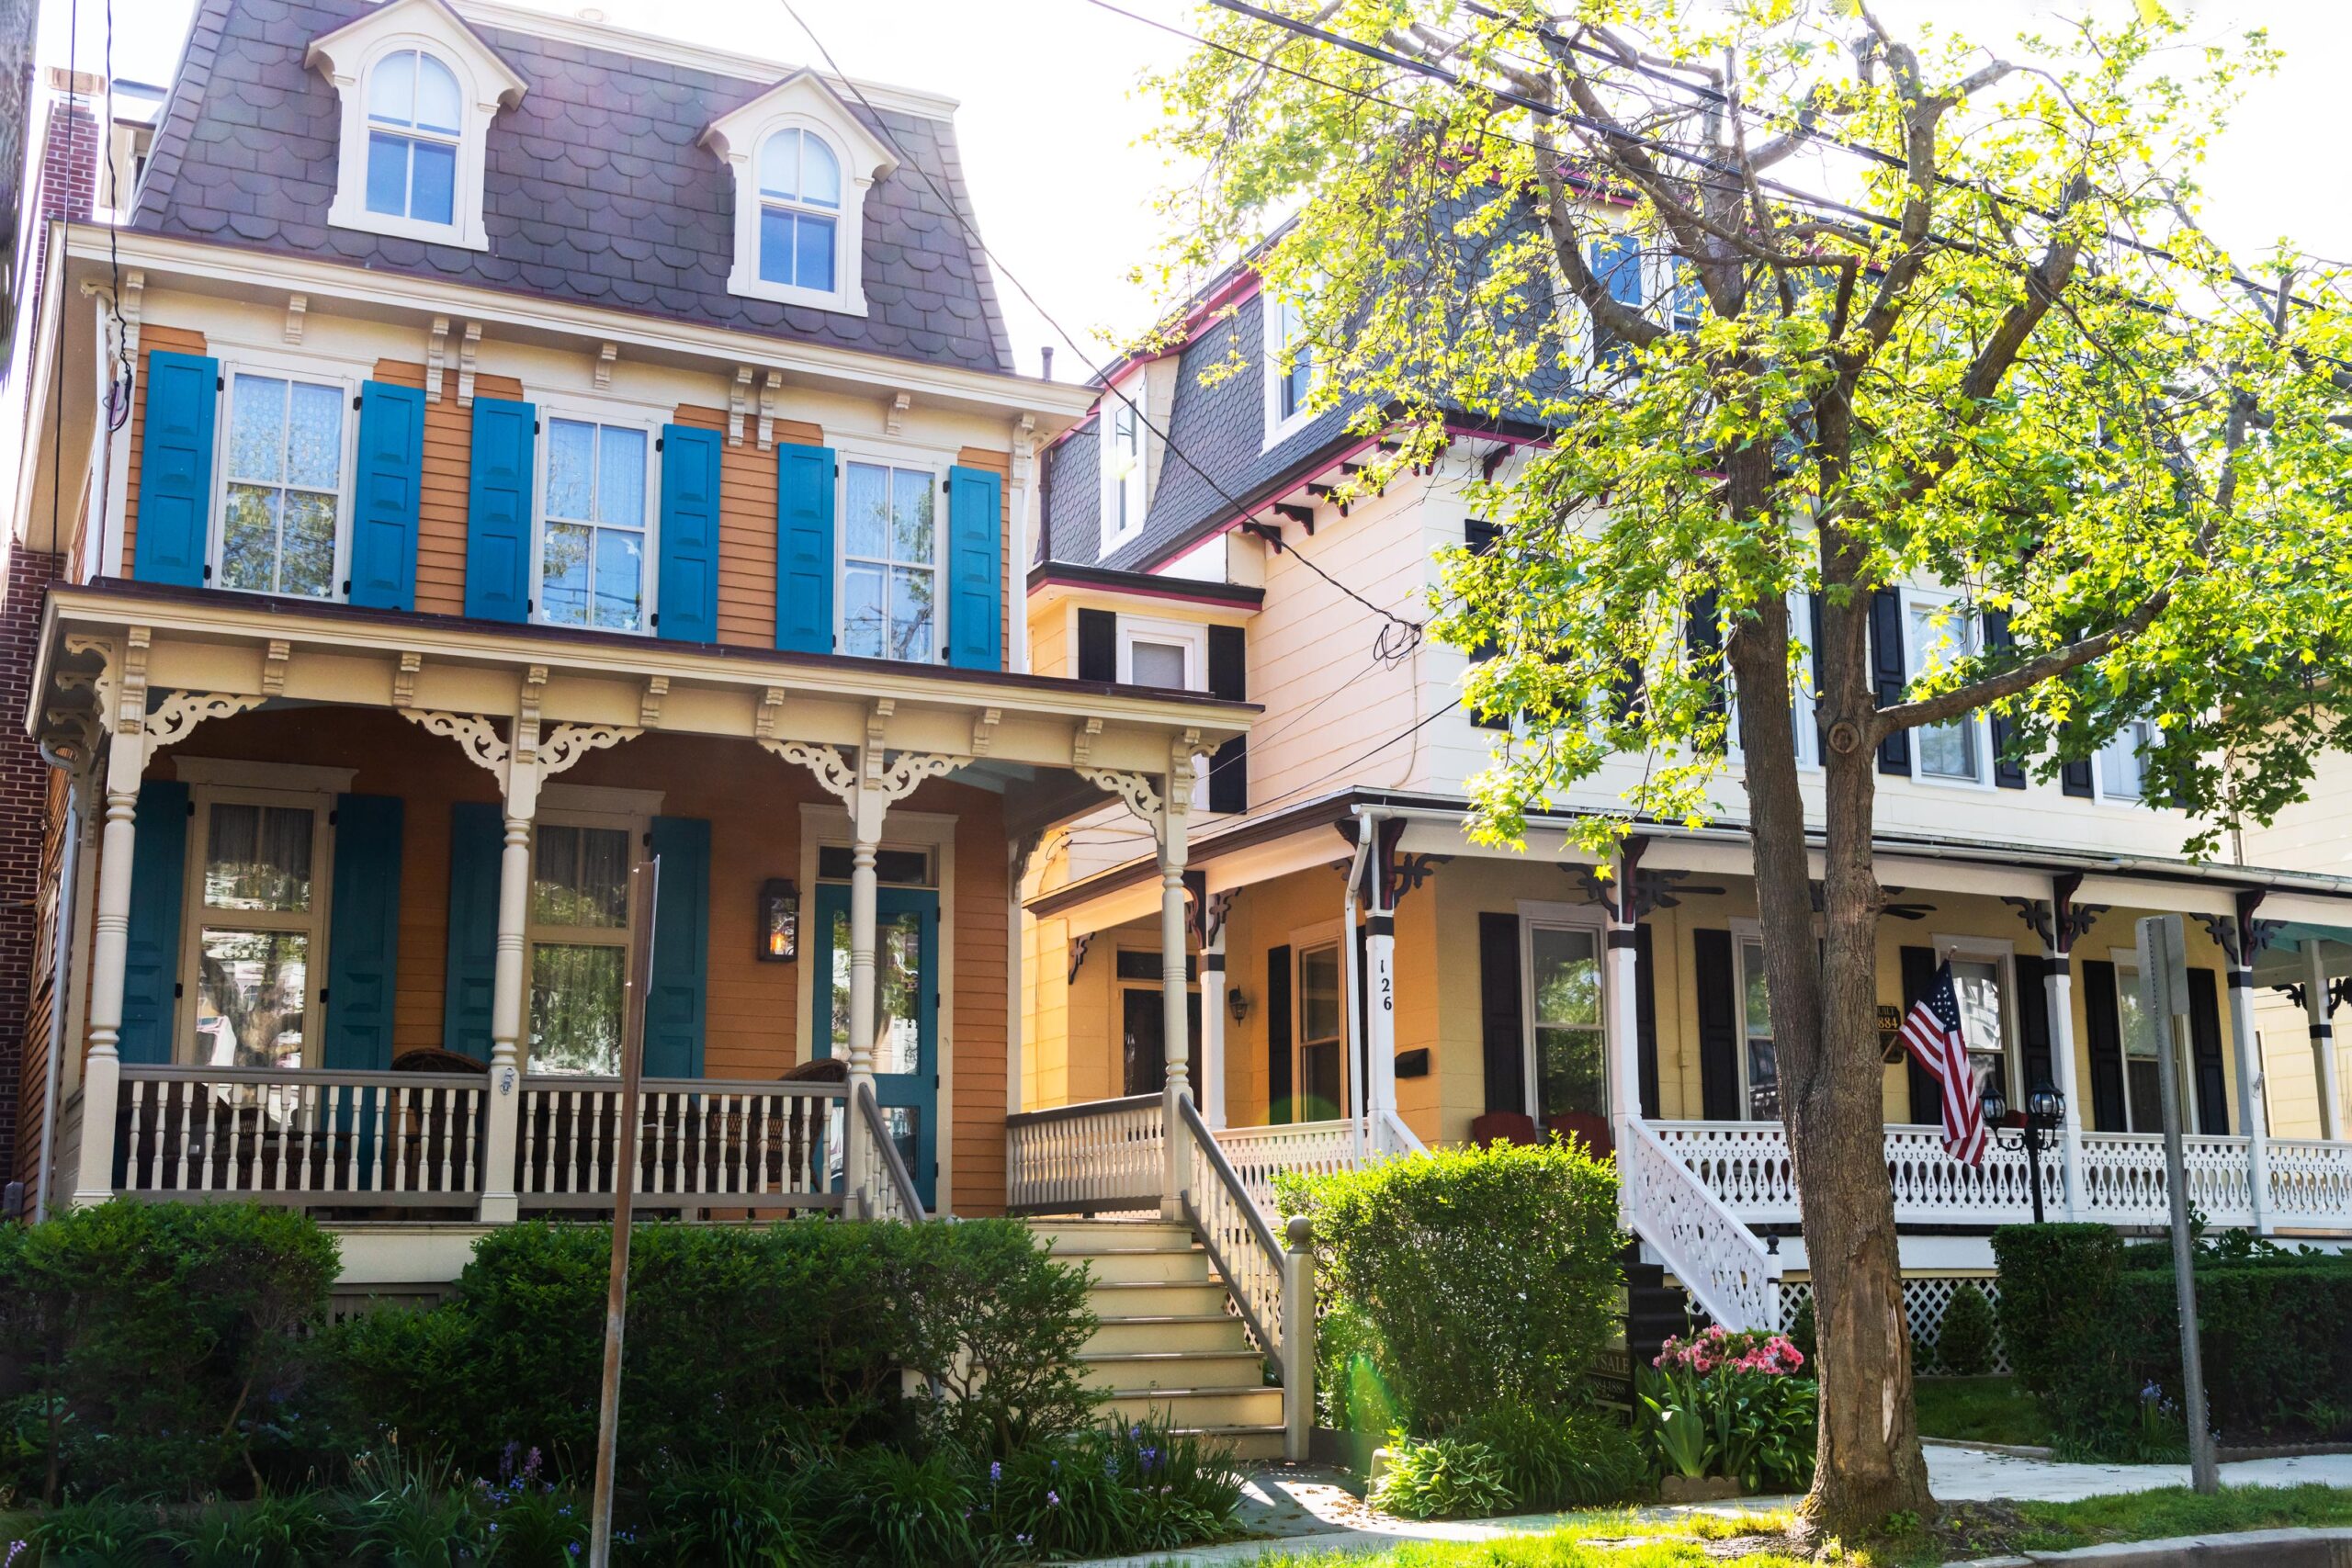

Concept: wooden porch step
[[1171, 1422, 1287, 1461], [1084, 1279, 1234, 1317], [1083, 1313, 1257, 1354], [1059, 1246, 1210, 1285], [1029, 1218, 1193, 1252], [1093, 1383, 1283, 1432], [1076, 1348, 1269, 1392]]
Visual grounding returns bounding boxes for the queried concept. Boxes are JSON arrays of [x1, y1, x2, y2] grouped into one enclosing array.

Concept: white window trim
[[1286, 917, 1347, 1122], [307, 2, 525, 253], [1514, 900, 1610, 1123], [1729, 917, 1775, 1121], [1931, 931, 2018, 1106], [1261, 289, 1317, 451], [175, 781, 339, 1068], [1903, 589, 1991, 789], [527, 396, 663, 637], [521, 806, 650, 1077], [208, 350, 365, 604], [1114, 615, 1207, 692], [1100, 381, 1148, 556], [832, 439, 950, 665], [2094, 716, 2159, 807], [703, 74, 897, 318]]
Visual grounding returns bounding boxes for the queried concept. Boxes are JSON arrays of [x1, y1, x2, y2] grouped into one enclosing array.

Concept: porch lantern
[[1985, 1079, 2067, 1224], [758, 878, 799, 963]]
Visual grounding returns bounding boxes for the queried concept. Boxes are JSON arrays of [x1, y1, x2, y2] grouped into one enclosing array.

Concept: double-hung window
[[1938, 942, 2012, 1107], [526, 819, 636, 1076], [1293, 941, 1345, 1122], [365, 49, 460, 227], [1734, 930, 1779, 1119], [186, 791, 331, 1069], [220, 370, 346, 600], [1907, 598, 1982, 783], [2099, 716, 2156, 802], [1523, 919, 1606, 1123], [1103, 388, 1146, 551], [539, 416, 651, 633], [1264, 292, 1315, 445], [842, 460, 938, 661], [757, 127, 842, 294]]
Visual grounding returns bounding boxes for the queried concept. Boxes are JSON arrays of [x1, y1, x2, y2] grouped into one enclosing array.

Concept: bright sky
[[32, 0, 2352, 379]]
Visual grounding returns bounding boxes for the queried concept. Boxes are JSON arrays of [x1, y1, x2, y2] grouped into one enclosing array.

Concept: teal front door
[[812, 884, 939, 1208]]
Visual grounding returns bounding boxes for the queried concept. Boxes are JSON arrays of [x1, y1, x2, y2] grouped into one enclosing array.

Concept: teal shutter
[[644, 817, 709, 1078], [775, 444, 834, 653], [119, 779, 191, 1064], [442, 801, 502, 1060], [945, 463, 1002, 671], [465, 397, 536, 622], [323, 794, 403, 1069], [348, 381, 426, 611], [133, 351, 218, 586], [655, 423, 721, 643]]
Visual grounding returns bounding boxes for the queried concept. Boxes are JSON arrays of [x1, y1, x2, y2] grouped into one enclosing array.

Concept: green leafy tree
[[1146, 0, 2352, 1536]]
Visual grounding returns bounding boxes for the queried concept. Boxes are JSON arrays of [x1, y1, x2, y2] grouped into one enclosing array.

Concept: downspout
[[33, 741, 80, 1224], [1340, 817, 1374, 1164]]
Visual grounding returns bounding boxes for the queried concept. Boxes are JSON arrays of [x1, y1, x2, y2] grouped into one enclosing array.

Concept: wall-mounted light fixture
[[1227, 986, 1250, 1024], [758, 878, 799, 963]]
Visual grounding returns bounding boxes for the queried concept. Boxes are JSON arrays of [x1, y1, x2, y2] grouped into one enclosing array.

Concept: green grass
[[1231, 1484, 2352, 1568], [1911, 1376, 2055, 1449]]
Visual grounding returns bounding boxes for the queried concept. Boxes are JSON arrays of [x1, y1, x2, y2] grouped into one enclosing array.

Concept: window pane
[[284, 381, 343, 490], [1534, 1025, 1603, 1121], [844, 463, 889, 559], [1740, 938, 1770, 1038], [410, 138, 456, 226], [758, 207, 796, 286], [842, 565, 884, 658], [1282, 356, 1311, 420], [872, 912, 923, 1076], [890, 468, 933, 562], [794, 212, 835, 292], [540, 521, 590, 626], [801, 134, 841, 207], [1128, 639, 1186, 689], [1530, 926, 1600, 1027], [228, 375, 285, 484], [365, 131, 410, 217], [758, 128, 800, 198], [204, 803, 312, 911], [220, 487, 278, 592], [529, 944, 622, 1075], [593, 528, 643, 632], [532, 824, 629, 928], [596, 427, 646, 528], [279, 492, 337, 599], [2101, 722, 2149, 800], [888, 565, 933, 661], [368, 50, 415, 123], [1951, 957, 2003, 1098], [546, 420, 595, 522], [196, 930, 308, 1069], [1300, 943, 1340, 1043], [1298, 1041, 1341, 1122], [413, 54, 460, 134], [2118, 965, 2156, 1060]]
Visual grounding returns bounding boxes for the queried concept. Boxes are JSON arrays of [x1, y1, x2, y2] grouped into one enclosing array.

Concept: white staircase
[[1028, 1217, 1286, 1459]]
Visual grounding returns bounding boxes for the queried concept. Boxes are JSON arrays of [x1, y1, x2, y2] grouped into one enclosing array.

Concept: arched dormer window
[[706, 72, 897, 317], [366, 50, 461, 226], [757, 127, 842, 293], [308, 0, 526, 252]]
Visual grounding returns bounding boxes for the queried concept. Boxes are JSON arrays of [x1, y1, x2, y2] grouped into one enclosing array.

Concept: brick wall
[[0, 546, 59, 1182], [25, 88, 97, 353]]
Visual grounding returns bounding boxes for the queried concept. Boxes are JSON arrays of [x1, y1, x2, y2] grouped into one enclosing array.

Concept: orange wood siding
[[119, 325, 209, 579], [371, 361, 526, 617], [15, 768, 68, 1186], [957, 446, 1013, 670], [927, 774, 1010, 1213], [671, 405, 823, 649]]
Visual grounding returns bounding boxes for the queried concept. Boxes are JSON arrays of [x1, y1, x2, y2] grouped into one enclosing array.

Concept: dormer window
[[366, 50, 460, 226], [706, 71, 897, 317], [759, 128, 842, 293], [1102, 382, 1147, 554], [308, 0, 526, 253], [1263, 291, 1317, 448]]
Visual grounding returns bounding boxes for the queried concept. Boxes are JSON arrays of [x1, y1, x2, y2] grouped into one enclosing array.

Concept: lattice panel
[[1776, 1275, 2010, 1377]]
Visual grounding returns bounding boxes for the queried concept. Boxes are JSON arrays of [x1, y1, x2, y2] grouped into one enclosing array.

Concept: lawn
[[1910, 1376, 2054, 1449], [1237, 1485, 2352, 1568]]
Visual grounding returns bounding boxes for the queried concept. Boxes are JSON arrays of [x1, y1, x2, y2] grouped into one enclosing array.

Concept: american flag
[[1900, 961, 1986, 1166]]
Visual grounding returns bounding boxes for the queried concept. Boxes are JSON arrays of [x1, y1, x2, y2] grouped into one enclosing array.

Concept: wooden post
[[74, 735, 145, 1207], [1283, 1213, 1315, 1462], [587, 856, 661, 1568], [2139, 913, 2216, 1494]]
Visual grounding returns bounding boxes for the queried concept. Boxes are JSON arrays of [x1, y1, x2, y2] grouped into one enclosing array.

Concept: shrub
[[0, 1201, 339, 1499], [1935, 1284, 1998, 1378], [973, 1415, 1245, 1559], [167, 1486, 337, 1568], [18, 1489, 170, 1562], [1369, 1435, 1516, 1520], [1447, 1402, 1645, 1510], [1992, 1223, 2133, 1445], [345, 1442, 487, 1567], [1276, 1139, 1623, 1432], [894, 1220, 1097, 1456], [637, 1450, 816, 1568], [1786, 1295, 1816, 1367], [811, 1447, 976, 1567]]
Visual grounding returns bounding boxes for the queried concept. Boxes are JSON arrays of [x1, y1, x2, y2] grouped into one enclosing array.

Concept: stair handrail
[[1620, 1116, 1780, 1331], [1374, 1106, 1428, 1158], [856, 1082, 929, 1224], [1171, 1092, 1285, 1362]]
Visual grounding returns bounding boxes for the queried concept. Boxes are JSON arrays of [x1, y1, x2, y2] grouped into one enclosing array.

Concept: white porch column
[[1605, 842, 1645, 1143], [1362, 817, 1398, 1137], [843, 832, 881, 1215], [2228, 900, 2273, 1233], [2045, 880, 2087, 1219], [1158, 759, 1193, 1221], [479, 759, 540, 1224], [2307, 939, 2344, 1141], [1199, 898, 1229, 1131], [71, 730, 144, 1207]]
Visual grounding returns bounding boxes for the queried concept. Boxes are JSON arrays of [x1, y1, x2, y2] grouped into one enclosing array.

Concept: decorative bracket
[[1071, 716, 1103, 767], [393, 651, 423, 707], [759, 369, 784, 449], [639, 675, 669, 729], [872, 750, 958, 802], [2191, 911, 2236, 967], [2001, 897, 2055, 953], [762, 739, 858, 802], [2058, 902, 2109, 953], [971, 706, 1001, 758], [426, 317, 451, 401], [1068, 932, 1092, 987], [283, 293, 307, 344], [886, 389, 911, 436], [594, 342, 617, 390], [863, 698, 895, 780], [761, 738, 957, 836], [1078, 767, 1163, 829], [754, 686, 786, 740], [458, 322, 481, 406], [400, 709, 508, 780], [141, 691, 267, 758], [1393, 853, 1451, 907], [260, 639, 291, 696], [729, 367, 754, 446], [538, 722, 639, 777]]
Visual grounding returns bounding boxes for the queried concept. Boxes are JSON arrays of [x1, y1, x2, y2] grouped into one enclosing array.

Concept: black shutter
[[2081, 958, 2128, 1132], [1871, 590, 1912, 775], [1207, 624, 1248, 814], [1266, 943, 1294, 1125], [1983, 609, 2028, 790], [2061, 759, 2095, 798], [1685, 591, 1726, 726], [1692, 928, 1739, 1120], [1477, 912, 1525, 1113], [1634, 923, 1660, 1120], [1464, 521, 1510, 732], [1078, 608, 1117, 682], [2017, 953, 2052, 1095], [1899, 945, 1939, 1122], [2188, 967, 2230, 1134]]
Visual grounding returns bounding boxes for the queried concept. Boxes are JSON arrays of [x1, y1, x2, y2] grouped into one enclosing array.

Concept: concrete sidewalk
[[1077, 1447, 2352, 1568]]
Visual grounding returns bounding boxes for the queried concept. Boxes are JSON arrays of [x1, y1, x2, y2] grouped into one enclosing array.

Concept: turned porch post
[[2306, 939, 2344, 1142], [480, 758, 540, 1224], [2229, 894, 2274, 1234], [1197, 881, 1229, 1131], [1361, 815, 1400, 1141], [1605, 840, 1645, 1145], [71, 728, 145, 1208], [843, 831, 881, 1216], [1158, 752, 1193, 1220], [2045, 877, 2088, 1219]]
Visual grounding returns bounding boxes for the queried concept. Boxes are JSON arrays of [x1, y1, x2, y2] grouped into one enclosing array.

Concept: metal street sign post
[[588, 856, 661, 1568], [2135, 913, 2218, 1493]]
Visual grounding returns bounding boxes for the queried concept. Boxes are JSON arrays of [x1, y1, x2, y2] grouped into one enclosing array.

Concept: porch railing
[[114, 1064, 485, 1204], [518, 1076, 845, 1213], [855, 1082, 928, 1224], [1619, 1117, 1781, 1331], [1004, 1094, 1166, 1214]]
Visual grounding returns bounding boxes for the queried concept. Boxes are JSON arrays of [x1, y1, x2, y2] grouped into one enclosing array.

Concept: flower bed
[[1637, 1328, 1817, 1495]]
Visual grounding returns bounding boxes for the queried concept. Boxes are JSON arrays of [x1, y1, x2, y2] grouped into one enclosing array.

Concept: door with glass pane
[[1525, 923, 1606, 1125], [1946, 957, 2007, 1105], [525, 821, 635, 1076], [1736, 935, 1779, 1119], [812, 884, 939, 1208], [187, 795, 326, 1067], [1292, 942, 1345, 1122]]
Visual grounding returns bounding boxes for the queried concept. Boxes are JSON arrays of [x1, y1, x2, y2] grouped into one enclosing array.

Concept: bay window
[[842, 459, 938, 661], [220, 370, 346, 600]]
